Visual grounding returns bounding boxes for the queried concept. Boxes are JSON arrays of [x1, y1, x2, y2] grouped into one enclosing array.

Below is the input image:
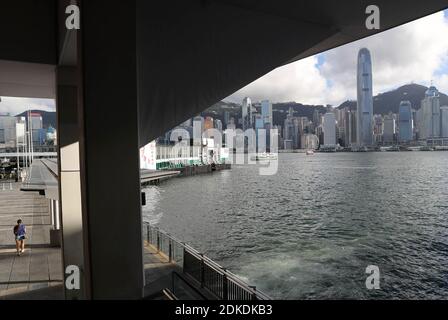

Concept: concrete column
[[79, 1, 144, 299], [50, 199, 54, 228], [56, 0, 143, 300], [55, 200, 61, 230], [57, 65, 89, 299]]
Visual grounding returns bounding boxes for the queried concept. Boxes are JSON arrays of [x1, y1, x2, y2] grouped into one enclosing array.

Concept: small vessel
[[305, 150, 314, 155], [250, 152, 278, 161], [420, 146, 434, 151], [385, 146, 400, 152]]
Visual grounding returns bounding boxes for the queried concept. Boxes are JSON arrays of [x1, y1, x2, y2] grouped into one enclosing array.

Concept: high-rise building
[[292, 118, 301, 149], [356, 48, 373, 146], [0, 113, 18, 149], [323, 112, 336, 146], [441, 106, 448, 138], [398, 100, 413, 142], [254, 113, 264, 129], [312, 109, 321, 127], [223, 111, 230, 127], [283, 117, 293, 140], [417, 86, 440, 140], [301, 134, 319, 150], [261, 100, 272, 126], [373, 114, 383, 144], [242, 97, 252, 130], [193, 116, 204, 145], [226, 117, 236, 130], [383, 113, 396, 144], [27, 112, 43, 146], [204, 116, 214, 131], [341, 108, 357, 146], [215, 119, 223, 133]]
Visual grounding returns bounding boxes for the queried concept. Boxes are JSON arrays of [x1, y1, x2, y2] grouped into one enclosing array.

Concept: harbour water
[[142, 152, 448, 299]]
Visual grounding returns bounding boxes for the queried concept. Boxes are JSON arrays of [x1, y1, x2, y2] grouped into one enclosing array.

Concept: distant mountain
[[271, 102, 328, 127], [15, 110, 56, 129], [337, 83, 448, 114], [170, 83, 448, 130], [203, 101, 329, 127]]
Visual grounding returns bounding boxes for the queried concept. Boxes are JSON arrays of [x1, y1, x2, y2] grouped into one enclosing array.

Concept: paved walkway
[[0, 180, 184, 299], [143, 243, 182, 298], [0, 182, 63, 299]]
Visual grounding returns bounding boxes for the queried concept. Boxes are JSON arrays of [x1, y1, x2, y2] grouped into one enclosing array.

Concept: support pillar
[[57, 65, 88, 298], [56, 0, 144, 299], [79, 0, 144, 299]]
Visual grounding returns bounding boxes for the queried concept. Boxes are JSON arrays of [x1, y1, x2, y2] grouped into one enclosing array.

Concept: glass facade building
[[356, 48, 373, 146]]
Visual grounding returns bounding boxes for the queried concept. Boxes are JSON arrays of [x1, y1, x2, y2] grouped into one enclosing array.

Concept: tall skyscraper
[[224, 111, 230, 127], [283, 109, 294, 145], [215, 119, 223, 133], [226, 117, 236, 130], [398, 101, 413, 142], [29, 112, 43, 145], [373, 114, 383, 144], [242, 97, 252, 130], [0, 113, 18, 149], [261, 100, 273, 126], [193, 116, 204, 145], [356, 48, 373, 146], [254, 113, 263, 129], [204, 116, 214, 130], [441, 106, 448, 138], [323, 112, 336, 146], [312, 109, 321, 127], [383, 113, 396, 144], [342, 108, 357, 146], [417, 86, 440, 140]]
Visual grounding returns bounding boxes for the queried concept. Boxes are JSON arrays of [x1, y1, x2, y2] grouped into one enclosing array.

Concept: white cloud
[[226, 10, 448, 106], [0, 97, 55, 115], [227, 56, 328, 105]]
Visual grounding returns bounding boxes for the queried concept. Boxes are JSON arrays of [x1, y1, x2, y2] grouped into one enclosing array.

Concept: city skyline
[[226, 10, 448, 107]]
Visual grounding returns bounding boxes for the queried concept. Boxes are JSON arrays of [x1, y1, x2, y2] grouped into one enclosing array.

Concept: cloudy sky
[[226, 9, 448, 107], [0, 97, 55, 116]]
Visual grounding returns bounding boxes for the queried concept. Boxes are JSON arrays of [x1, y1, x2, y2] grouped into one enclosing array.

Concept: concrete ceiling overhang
[[0, 0, 57, 99], [136, 0, 448, 147], [0, 60, 56, 99]]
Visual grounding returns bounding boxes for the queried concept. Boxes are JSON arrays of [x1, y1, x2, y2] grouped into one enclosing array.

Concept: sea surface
[[142, 152, 448, 299]]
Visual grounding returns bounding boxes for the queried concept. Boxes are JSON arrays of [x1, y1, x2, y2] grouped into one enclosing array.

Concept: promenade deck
[[0, 182, 63, 299]]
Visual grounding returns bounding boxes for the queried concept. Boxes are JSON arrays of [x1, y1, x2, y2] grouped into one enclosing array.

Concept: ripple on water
[[142, 152, 448, 299]]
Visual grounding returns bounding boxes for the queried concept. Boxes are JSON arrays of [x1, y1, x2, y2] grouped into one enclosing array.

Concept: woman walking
[[13, 219, 26, 256]]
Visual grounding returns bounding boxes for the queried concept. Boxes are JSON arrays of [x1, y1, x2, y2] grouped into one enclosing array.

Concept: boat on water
[[306, 150, 314, 155], [420, 146, 434, 151], [250, 152, 278, 161], [385, 146, 400, 152], [351, 146, 368, 152]]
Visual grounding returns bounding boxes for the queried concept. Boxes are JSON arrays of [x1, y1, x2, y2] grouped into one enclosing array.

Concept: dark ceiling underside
[[136, 0, 448, 146]]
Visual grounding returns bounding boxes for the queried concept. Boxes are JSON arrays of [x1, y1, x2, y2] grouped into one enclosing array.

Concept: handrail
[[143, 221, 271, 300], [162, 288, 178, 300]]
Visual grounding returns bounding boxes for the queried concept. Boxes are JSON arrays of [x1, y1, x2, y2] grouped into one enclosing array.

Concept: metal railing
[[171, 271, 208, 300], [142, 222, 271, 300]]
